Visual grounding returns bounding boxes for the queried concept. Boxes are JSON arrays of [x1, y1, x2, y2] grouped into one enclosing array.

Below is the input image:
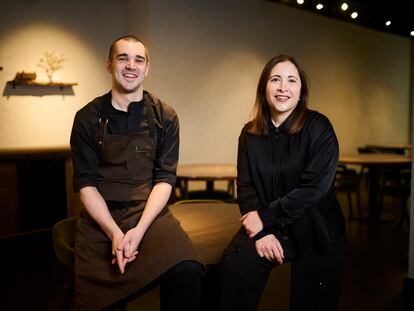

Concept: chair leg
[[376, 179, 387, 222], [398, 195, 409, 228], [346, 192, 353, 221], [346, 190, 363, 222], [227, 180, 235, 201], [355, 188, 362, 221]]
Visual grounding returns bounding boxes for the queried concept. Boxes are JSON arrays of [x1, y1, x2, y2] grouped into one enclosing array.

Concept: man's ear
[[145, 62, 149, 77], [106, 59, 112, 73]]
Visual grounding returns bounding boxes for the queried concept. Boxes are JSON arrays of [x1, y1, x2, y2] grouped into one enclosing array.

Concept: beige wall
[[0, 0, 411, 164], [130, 0, 411, 164], [0, 0, 127, 150]]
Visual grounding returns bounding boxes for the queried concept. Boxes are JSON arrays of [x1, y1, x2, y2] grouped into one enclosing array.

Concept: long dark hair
[[248, 54, 309, 135]]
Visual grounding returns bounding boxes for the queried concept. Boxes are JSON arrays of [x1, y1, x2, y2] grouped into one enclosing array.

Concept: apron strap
[[97, 96, 110, 151], [144, 96, 157, 139], [97, 117, 108, 151], [96, 93, 159, 151]]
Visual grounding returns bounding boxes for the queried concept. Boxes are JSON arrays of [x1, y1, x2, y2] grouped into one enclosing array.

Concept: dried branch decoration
[[37, 51, 65, 83]]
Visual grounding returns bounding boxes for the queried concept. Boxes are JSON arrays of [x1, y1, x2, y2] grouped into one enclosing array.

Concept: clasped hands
[[111, 227, 142, 274], [241, 211, 284, 264]]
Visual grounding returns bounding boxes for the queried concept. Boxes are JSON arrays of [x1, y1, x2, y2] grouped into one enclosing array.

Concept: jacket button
[[282, 235, 288, 240], [274, 175, 279, 182]]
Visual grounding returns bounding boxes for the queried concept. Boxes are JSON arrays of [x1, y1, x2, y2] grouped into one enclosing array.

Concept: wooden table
[[339, 154, 411, 166], [170, 202, 240, 264], [176, 164, 237, 200], [363, 143, 412, 154], [338, 154, 411, 221], [170, 202, 291, 310]]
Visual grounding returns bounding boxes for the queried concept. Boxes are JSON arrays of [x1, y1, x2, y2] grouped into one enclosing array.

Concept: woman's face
[[266, 60, 302, 124]]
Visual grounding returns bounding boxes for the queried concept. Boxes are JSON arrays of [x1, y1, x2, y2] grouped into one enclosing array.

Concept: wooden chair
[[52, 217, 78, 310], [335, 165, 362, 221], [378, 165, 411, 228], [176, 178, 236, 203], [358, 146, 411, 225]]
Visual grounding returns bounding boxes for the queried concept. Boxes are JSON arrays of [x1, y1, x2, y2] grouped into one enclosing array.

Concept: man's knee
[[165, 260, 204, 279]]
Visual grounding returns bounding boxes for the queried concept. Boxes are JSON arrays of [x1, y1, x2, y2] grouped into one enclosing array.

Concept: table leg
[[368, 166, 395, 223], [178, 179, 189, 199], [206, 181, 214, 194], [367, 166, 381, 221]]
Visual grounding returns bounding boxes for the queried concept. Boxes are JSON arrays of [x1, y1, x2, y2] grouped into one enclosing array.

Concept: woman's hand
[[241, 211, 264, 238], [255, 234, 284, 264]]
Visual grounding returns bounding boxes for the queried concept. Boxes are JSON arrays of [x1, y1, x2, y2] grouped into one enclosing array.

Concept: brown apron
[[75, 98, 201, 310]]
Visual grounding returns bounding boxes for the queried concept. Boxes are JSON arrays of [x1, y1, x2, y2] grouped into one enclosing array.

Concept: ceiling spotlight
[[385, 21, 391, 26], [297, 0, 304, 4], [316, 3, 324, 10], [341, 3, 348, 11], [351, 12, 358, 19], [411, 31, 414, 37]]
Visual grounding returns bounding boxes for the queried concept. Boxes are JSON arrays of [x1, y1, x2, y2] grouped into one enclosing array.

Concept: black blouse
[[237, 110, 345, 251], [70, 91, 179, 193]]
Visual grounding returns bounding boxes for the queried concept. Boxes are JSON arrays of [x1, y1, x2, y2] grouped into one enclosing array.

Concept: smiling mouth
[[123, 72, 138, 79], [275, 95, 290, 101]]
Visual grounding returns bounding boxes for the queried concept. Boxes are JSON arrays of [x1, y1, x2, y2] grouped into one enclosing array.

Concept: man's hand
[[111, 227, 143, 274], [111, 229, 139, 274], [241, 210, 264, 238], [255, 234, 284, 264], [78, 186, 137, 273], [110, 182, 172, 274]]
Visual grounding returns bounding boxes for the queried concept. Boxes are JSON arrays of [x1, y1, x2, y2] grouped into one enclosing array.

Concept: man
[[70, 35, 203, 310]]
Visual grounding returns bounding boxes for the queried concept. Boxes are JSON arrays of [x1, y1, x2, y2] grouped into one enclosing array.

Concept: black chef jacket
[[70, 90, 179, 193], [237, 110, 345, 252]]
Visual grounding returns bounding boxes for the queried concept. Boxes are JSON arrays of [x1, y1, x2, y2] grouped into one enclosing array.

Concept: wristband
[[252, 229, 271, 241]]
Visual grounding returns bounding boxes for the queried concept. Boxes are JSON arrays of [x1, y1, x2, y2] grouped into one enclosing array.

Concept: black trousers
[[160, 260, 204, 311], [217, 228, 344, 311]]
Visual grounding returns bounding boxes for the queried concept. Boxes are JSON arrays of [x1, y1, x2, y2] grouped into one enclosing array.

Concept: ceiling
[[268, 0, 414, 38]]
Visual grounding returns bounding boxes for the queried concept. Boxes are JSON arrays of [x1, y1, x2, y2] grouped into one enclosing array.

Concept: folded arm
[[79, 186, 132, 272], [118, 182, 172, 267]]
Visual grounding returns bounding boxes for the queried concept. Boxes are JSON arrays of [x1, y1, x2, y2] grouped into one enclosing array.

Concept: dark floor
[[1, 193, 413, 310]]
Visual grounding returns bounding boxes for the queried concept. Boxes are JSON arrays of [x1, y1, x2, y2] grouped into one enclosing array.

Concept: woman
[[218, 55, 346, 311]]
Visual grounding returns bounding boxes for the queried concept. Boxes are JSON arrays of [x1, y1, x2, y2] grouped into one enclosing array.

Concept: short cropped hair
[[108, 34, 149, 63]]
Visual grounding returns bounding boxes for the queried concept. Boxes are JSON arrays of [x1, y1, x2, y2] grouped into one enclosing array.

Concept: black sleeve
[[153, 106, 179, 186], [259, 115, 339, 228], [236, 127, 264, 215], [70, 109, 100, 192]]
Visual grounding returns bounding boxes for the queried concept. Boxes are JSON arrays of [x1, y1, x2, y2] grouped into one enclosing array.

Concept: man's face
[[106, 39, 149, 94]]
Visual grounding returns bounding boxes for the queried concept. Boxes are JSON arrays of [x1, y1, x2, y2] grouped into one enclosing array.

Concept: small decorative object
[[37, 51, 65, 83], [14, 71, 36, 82]]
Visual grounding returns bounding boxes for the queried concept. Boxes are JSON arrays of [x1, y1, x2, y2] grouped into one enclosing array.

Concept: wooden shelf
[[7, 80, 78, 90]]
